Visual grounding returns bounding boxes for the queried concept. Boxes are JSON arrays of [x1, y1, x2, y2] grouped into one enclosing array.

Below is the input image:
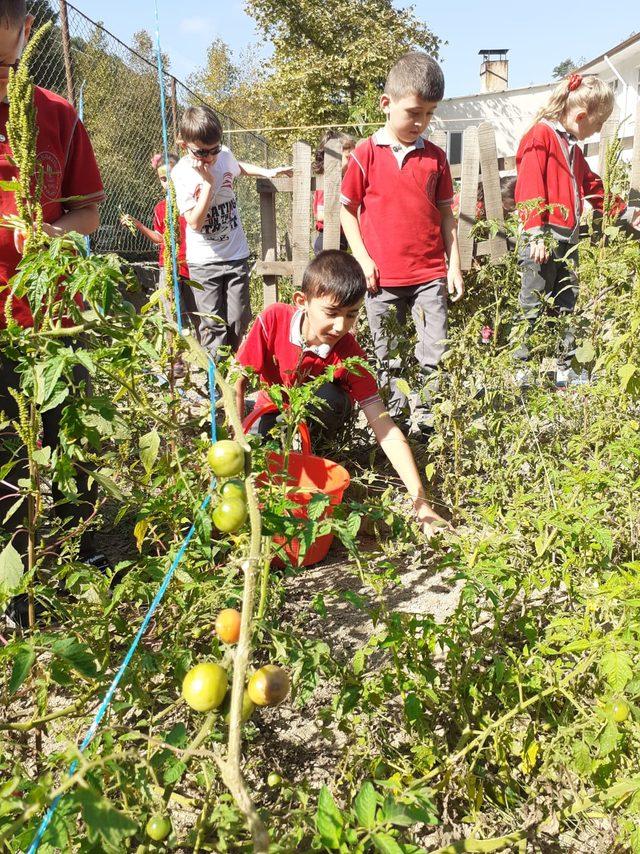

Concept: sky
[[71, 0, 638, 100]]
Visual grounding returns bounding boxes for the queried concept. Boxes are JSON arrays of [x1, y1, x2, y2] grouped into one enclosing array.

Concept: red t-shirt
[[236, 303, 380, 412], [313, 189, 324, 231], [0, 86, 104, 328], [341, 131, 454, 287], [153, 199, 189, 278]]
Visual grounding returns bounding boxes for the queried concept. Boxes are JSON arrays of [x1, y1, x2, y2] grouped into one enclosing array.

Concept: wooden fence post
[[477, 122, 507, 259], [291, 142, 312, 288], [458, 126, 480, 271], [598, 107, 619, 177], [322, 138, 342, 251], [629, 99, 640, 208], [58, 0, 75, 106], [260, 187, 279, 308]]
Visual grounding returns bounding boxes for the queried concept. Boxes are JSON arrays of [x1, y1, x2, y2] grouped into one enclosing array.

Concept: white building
[[433, 34, 640, 169]]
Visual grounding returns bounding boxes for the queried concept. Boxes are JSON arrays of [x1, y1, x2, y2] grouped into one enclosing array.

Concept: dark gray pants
[[188, 257, 251, 357], [365, 279, 447, 418], [0, 356, 95, 554], [515, 242, 579, 366], [157, 269, 200, 337], [250, 382, 352, 448]]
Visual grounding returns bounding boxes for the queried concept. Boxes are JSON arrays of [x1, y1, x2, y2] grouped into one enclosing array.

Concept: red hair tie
[[568, 73, 582, 92]]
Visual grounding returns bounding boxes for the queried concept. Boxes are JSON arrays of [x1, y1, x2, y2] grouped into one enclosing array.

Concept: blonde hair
[[532, 74, 614, 128]]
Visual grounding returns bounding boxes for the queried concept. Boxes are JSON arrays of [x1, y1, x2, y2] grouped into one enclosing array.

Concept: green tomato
[[220, 478, 246, 501], [207, 440, 245, 478], [267, 772, 282, 788], [222, 689, 256, 724], [182, 662, 228, 712], [212, 497, 248, 533], [146, 814, 171, 841], [607, 699, 630, 723]]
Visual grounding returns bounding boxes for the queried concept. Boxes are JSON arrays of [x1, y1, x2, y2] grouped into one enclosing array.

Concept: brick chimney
[[479, 49, 509, 93]]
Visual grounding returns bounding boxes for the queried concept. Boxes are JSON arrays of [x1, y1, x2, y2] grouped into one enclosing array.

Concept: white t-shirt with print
[[172, 147, 250, 265]]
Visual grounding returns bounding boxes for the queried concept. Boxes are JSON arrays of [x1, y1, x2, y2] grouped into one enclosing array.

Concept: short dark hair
[[302, 250, 366, 307], [313, 130, 355, 175], [385, 51, 445, 102], [179, 106, 222, 145], [1, 0, 26, 27]]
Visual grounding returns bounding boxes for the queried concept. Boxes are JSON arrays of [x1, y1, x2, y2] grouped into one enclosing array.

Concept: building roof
[[577, 30, 640, 72]]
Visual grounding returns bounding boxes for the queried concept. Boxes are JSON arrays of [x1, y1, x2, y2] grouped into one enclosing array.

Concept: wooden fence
[[254, 117, 640, 307]]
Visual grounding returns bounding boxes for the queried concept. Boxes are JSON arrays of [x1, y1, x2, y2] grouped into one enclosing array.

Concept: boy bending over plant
[[235, 250, 449, 536]]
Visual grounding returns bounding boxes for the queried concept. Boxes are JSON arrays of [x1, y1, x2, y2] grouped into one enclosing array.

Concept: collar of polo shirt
[[289, 309, 333, 359]]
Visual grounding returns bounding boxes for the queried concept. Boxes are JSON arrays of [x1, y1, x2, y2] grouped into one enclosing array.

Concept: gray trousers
[[515, 242, 579, 366], [187, 257, 251, 357], [366, 278, 447, 418], [250, 382, 352, 449], [157, 268, 200, 337]]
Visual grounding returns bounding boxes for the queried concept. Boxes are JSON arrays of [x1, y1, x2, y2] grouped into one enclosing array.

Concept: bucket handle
[[242, 403, 312, 455]]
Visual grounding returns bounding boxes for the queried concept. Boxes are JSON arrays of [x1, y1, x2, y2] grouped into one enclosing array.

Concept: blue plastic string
[[208, 359, 217, 444], [153, 0, 182, 333]]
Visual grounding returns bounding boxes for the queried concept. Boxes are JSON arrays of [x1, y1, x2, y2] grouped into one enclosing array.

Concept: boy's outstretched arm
[[14, 204, 100, 253], [439, 203, 464, 302], [238, 162, 292, 178], [362, 398, 450, 536]]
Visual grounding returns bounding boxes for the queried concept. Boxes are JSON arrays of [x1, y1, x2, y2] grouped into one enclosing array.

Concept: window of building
[[448, 131, 463, 165]]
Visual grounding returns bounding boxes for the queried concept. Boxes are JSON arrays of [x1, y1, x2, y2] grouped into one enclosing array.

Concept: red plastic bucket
[[242, 404, 350, 567]]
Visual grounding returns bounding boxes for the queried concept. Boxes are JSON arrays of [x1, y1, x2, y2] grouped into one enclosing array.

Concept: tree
[[243, 0, 441, 146], [552, 57, 585, 79]]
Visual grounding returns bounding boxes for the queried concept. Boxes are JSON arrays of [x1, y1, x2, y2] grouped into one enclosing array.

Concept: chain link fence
[[28, 0, 286, 262]]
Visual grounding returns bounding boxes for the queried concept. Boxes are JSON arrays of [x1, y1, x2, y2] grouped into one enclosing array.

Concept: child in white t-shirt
[[172, 106, 290, 356]]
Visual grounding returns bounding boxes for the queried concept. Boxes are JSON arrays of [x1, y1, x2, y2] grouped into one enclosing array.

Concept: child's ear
[[292, 291, 307, 310], [575, 110, 588, 123], [380, 94, 391, 116]]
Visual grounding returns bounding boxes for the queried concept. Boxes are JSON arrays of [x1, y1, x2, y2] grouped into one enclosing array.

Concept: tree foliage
[[242, 0, 441, 145], [552, 57, 585, 79]]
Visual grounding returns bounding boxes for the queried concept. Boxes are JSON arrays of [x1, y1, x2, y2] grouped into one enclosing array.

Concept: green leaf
[[618, 362, 637, 391], [371, 833, 404, 854], [352, 648, 365, 676], [139, 430, 161, 475], [381, 795, 417, 827], [572, 741, 592, 776], [307, 493, 332, 521], [90, 469, 124, 501], [574, 340, 596, 365], [404, 693, 423, 723], [599, 651, 633, 692], [0, 543, 24, 594], [163, 760, 187, 784], [354, 781, 377, 829], [51, 637, 97, 679], [315, 786, 343, 849], [599, 720, 619, 756], [395, 378, 411, 398], [72, 789, 137, 848], [9, 644, 36, 694]]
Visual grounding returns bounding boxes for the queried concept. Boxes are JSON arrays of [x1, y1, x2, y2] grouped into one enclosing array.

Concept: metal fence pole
[[58, 0, 75, 106]]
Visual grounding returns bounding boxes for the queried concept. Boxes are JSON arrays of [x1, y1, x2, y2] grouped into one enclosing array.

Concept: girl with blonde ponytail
[[514, 73, 640, 386]]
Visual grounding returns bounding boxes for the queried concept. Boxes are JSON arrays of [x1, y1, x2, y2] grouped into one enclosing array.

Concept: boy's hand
[[447, 267, 464, 302], [530, 239, 549, 264], [414, 498, 454, 539], [194, 161, 216, 190], [13, 228, 26, 254], [358, 255, 380, 295], [271, 165, 293, 177]]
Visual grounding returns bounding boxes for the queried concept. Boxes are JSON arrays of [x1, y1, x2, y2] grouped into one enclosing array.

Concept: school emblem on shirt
[[425, 172, 438, 203], [36, 150, 62, 201]]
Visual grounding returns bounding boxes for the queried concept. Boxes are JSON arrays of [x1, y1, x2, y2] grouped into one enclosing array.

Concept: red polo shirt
[[0, 86, 104, 328], [237, 303, 380, 412], [341, 130, 454, 287], [153, 199, 189, 278]]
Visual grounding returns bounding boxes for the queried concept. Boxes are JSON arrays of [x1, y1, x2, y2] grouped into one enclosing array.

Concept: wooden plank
[[255, 260, 294, 277], [259, 190, 278, 307], [476, 240, 491, 256], [477, 122, 507, 258], [291, 142, 313, 288], [457, 126, 480, 271], [256, 175, 320, 194], [598, 106, 619, 177], [322, 137, 342, 251], [629, 99, 640, 208], [429, 128, 447, 151]]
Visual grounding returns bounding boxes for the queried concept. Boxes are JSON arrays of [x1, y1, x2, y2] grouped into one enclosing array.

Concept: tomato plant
[[207, 440, 245, 478]]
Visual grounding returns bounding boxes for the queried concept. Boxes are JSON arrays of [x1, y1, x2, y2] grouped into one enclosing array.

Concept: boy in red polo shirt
[[235, 250, 449, 536], [341, 51, 463, 433], [0, 1, 105, 586]]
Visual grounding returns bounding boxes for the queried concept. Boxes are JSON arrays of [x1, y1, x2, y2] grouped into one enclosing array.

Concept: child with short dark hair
[[340, 51, 463, 431], [312, 130, 355, 255], [235, 250, 449, 535], [515, 73, 640, 385], [171, 105, 290, 357]]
